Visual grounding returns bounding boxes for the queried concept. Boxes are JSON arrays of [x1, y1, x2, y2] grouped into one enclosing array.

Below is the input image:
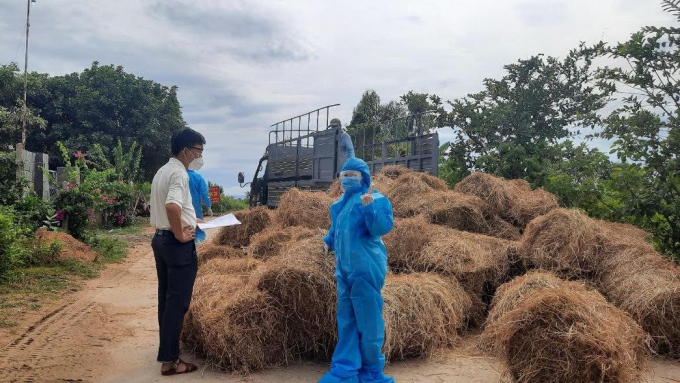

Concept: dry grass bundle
[[386, 172, 448, 216], [275, 188, 333, 230], [327, 179, 342, 199], [182, 265, 289, 372], [252, 235, 337, 357], [382, 273, 471, 360], [454, 173, 514, 217], [417, 236, 508, 300], [377, 165, 414, 179], [509, 187, 559, 228], [371, 174, 396, 194], [454, 173, 558, 228], [215, 206, 271, 248], [199, 257, 263, 276], [197, 242, 245, 265], [486, 215, 522, 241], [483, 272, 649, 383], [599, 220, 651, 242], [383, 215, 444, 271], [599, 246, 680, 357], [247, 226, 316, 261], [520, 208, 608, 278], [398, 190, 490, 233]]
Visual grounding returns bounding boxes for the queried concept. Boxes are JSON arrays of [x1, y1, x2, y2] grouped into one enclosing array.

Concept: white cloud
[[0, 0, 674, 196]]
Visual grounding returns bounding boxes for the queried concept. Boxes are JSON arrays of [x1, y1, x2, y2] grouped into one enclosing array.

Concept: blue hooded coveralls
[[187, 169, 211, 243], [320, 157, 395, 383]]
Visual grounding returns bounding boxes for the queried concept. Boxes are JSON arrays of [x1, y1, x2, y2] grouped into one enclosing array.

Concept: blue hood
[[341, 157, 371, 194]]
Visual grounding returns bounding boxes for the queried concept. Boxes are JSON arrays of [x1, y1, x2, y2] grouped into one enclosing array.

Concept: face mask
[[340, 176, 361, 193], [184, 148, 203, 170], [189, 157, 204, 171]]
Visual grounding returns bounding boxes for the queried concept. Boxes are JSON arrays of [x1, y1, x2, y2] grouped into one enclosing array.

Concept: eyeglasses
[[186, 146, 204, 157]]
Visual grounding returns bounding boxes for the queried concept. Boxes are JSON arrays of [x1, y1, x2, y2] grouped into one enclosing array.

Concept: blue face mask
[[340, 176, 361, 193]]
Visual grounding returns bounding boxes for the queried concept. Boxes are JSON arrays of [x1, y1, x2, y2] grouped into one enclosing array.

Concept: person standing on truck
[[320, 156, 395, 383], [149, 128, 205, 376], [329, 118, 355, 175]]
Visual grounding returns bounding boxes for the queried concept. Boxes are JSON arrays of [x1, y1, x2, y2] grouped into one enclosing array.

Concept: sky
[[0, 0, 675, 197]]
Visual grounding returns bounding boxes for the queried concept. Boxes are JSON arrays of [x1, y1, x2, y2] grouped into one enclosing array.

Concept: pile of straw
[[274, 188, 333, 230], [454, 172, 558, 229], [247, 226, 316, 261], [520, 208, 607, 279], [382, 273, 471, 360], [399, 190, 490, 233], [197, 241, 245, 265], [377, 165, 414, 179], [386, 172, 448, 217], [252, 235, 338, 357], [182, 258, 289, 372], [215, 206, 271, 248], [483, 271, 648, 383], [599, 245, 680, 357], [521, 209, 680, 357]]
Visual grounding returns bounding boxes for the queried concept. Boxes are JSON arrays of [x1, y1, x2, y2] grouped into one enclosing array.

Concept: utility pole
[[22, 0, 34, 147]]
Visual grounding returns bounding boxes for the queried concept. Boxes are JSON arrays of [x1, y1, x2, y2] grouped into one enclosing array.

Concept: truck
[[238, 104, 440, 208]]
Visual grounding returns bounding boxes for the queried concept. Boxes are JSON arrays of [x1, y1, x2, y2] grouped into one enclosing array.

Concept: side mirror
[[238, 172, 245, 184]]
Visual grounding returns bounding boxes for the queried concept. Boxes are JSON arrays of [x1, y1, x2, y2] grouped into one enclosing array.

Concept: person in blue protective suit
[[320, 156, 394, 383], [187, 162, 212, 243], [329, 118, 355, 176]]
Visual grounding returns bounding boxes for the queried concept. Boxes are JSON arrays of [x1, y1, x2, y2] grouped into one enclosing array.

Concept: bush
[[13, 193, 55, 233], [0, 207, 29, 277], [22, 238, 63, 265], [0, 151, 26, 206], [98, 180, 136, 228], [210, 195, 249, 214]]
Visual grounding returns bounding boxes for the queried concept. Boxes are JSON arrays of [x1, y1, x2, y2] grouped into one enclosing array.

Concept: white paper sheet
[[197, 213, 241, 230]]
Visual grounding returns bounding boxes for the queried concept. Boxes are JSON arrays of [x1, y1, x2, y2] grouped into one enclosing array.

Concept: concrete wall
[[15, 143, 51, 201]]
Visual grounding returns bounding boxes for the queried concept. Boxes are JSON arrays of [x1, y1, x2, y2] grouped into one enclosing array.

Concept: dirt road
[[1, 226, 679, 382]]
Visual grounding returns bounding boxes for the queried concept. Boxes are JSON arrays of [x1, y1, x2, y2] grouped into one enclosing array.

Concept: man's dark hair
[[171, 128, 206, 156]]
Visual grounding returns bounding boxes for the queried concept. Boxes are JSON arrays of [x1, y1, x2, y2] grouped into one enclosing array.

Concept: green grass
[[0, 229, 132, 328], [93, 222, 144, 236], [89, 236, 128, 263]]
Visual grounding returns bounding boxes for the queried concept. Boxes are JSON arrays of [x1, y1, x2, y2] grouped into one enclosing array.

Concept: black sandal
[[161, 359, 198, 376]]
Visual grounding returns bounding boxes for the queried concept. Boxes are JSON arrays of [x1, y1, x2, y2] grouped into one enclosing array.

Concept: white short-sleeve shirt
[[150, 158, 197, 230]]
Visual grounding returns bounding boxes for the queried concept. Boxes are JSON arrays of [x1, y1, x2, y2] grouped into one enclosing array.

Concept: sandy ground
[[1, 225, 680, 383]]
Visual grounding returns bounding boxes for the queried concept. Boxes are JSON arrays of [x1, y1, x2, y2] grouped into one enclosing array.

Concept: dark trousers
[[151, 232, 198, 363]]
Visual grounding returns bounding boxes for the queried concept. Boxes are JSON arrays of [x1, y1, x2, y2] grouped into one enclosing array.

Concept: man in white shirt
[[149, 128, 205, 376]]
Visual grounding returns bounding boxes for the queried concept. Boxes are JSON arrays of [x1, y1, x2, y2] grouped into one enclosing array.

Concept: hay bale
[[183, 258, 289, 372], [215, 206, 271, 248], [454, 173, 558, 228], [454, 173, 514, 217], [197, 242, 245, 265], [386, 172, 448, 217], [199, 257, 263, 276], [377, 165, 414, 179], [382, 273, 471, 360], [486, 215, 522, 241], [483, 272, 649, 383], [399, 190, 490, 233], [275, 188, 333, 230], [418, 236, 508, 300], [247, 226, 316, 261], [599, 246, 680, 357], [520, 208, 607, 279], [253, 235, 337, 357], [598, 220, 650, 242], [371, 174, 396, 194], [383, 216, 445, 271], [510, 187, 559, 227]]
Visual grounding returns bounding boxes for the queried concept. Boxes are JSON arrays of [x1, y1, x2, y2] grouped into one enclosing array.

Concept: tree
[[443, 45, 611, 185], [0, 62, 188, 180], [593, 0, 680, 256], [88, 140, 143, 183]]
